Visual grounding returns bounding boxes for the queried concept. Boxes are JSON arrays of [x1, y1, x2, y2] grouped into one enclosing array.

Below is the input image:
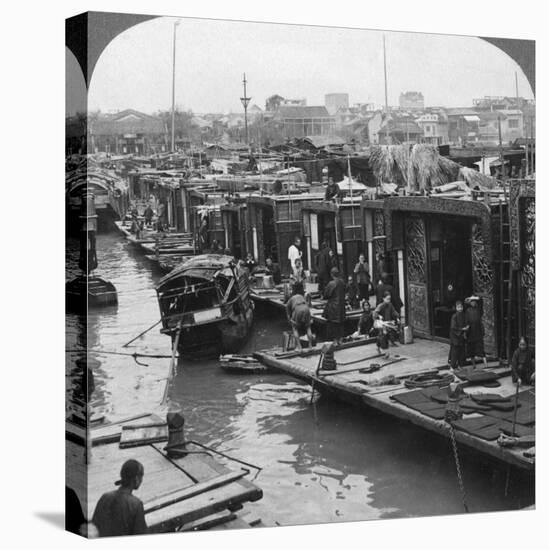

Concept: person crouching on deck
[[511, 336, 535, 385], [464, 295, 488, 369], [449, 300, 469, 370], [285, 282, 314, 351], [91, 459, 147, 538], [373, 291, 401, 358], [346, 275, 360, 310], [353, 299, 375, 338]]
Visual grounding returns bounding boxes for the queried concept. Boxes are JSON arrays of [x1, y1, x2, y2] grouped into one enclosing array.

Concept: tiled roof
[[91, 109, 166, 135], [276, 105, 332, 119]]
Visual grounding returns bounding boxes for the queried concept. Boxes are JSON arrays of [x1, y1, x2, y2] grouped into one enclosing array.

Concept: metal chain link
[[448, 422, 469, 513]]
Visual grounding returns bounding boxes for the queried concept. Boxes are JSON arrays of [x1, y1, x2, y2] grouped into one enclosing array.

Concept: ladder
[[496, 195, 515, 360]]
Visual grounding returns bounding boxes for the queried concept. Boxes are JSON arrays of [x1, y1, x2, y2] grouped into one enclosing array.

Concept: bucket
[[304, 282, 319, 294], [262, 275, 274, 289], [402, 325, 413, 344], [282, 331, 297, 352]]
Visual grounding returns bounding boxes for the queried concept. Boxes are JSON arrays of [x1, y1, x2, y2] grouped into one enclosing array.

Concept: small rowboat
[[219, 355, 272, 374]]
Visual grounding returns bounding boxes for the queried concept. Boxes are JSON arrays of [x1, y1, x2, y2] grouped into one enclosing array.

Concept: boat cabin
[[220, 198, 249, 259], [191, 202, 226, 253], [156, 254, 253, 353], [382, 193, 513, 356], [246, 192, 323, 274], [177, 181, 218, 232], [157, 257, 234, 331], [301, 197, 363, 278], [360, 198, 395, 285]]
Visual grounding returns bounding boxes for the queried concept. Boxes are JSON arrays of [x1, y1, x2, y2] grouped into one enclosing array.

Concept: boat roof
[[157, 254, 235, 287]]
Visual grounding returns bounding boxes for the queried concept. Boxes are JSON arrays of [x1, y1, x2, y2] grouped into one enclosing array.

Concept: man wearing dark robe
[[449, 300, 468, 369], [315, 241, 332, 292], [323, 267, 346, 344], [464, 296, 488, 368]]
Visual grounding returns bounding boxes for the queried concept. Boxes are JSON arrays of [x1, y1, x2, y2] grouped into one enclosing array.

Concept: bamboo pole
[[161, 321, 182, 406]]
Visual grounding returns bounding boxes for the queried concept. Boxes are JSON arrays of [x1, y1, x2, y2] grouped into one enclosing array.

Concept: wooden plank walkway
[[66, 415, 263, 534], [254, 339, 535, 471], [251, 288, 363, 326]]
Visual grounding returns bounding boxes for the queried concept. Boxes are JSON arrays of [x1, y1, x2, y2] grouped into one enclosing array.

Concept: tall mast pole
[[171, 20, 180, 153], [240, 73, 251, 149], [383, 35, 389, 145], [498, 115, 505, 181], [383, 35, 388, 112]]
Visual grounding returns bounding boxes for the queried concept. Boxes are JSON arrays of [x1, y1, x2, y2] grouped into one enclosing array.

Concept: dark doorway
[[429, 216, 473, 339], [317, 212, 336, 253], [229, 211, 242, 258], [261, 206, 277, 263]]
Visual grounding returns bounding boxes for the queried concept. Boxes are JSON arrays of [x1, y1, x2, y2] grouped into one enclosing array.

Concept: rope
[[65, 348, 174, 366], [404, 372, 454, 389], [448, 422, 469, 513]]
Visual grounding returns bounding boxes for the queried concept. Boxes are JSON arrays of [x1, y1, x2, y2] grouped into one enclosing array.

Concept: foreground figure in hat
[[91, 459, 147, 538], [464, 296, 488, 369]]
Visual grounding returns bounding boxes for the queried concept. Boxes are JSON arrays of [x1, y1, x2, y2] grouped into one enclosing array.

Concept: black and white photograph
[[61, 4, 539, 543]]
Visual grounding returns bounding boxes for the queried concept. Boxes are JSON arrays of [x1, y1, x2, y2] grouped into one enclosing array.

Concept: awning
[[463, 115, 480, 122]]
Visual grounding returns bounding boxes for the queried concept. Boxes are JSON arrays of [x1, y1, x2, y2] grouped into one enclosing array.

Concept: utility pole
[[383, 35, 388, 112], [171, 20, 180, 153], [383, 35, 389, 145], [498, 115, 505, 181], [240, 73, 251, 149]]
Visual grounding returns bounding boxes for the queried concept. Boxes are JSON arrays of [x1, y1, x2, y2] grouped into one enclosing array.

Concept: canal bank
[[66, 231, 534, 529]]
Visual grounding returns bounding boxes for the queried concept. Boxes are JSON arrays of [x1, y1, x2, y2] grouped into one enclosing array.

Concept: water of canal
[[66, 231, 534, 527]]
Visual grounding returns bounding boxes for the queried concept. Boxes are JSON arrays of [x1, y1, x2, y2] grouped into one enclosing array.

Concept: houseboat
[[156, 254, 254, 356], [301, 193, 364, 278], [246, 190, 323, 274], [66, 162, 128, 232], [366, 180, 535, 359]]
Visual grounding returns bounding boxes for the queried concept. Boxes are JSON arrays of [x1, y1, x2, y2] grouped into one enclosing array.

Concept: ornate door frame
[[404, 214, 431, 337]]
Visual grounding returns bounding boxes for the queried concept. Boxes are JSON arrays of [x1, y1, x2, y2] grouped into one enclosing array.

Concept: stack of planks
[[67, 413, 263, 534]]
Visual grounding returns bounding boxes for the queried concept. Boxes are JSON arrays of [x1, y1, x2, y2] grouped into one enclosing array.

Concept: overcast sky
[[68, 16, 534, 116]]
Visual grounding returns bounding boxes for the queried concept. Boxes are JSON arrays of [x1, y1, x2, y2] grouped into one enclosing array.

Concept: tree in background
[[265, 94, 285, 112]]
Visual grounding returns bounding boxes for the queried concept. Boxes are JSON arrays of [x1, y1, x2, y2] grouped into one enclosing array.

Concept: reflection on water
[[66, 232, 534, 526]]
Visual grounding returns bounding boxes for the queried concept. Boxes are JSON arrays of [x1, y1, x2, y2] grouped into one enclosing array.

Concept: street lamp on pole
[[171, 19, 180, 153], [240, 73, 251, 149]]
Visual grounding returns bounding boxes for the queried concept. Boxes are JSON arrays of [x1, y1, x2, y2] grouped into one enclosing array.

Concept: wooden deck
[[251, 288, 364, 326], [66, 414, 263, 534], [254, 339, 535, 471]]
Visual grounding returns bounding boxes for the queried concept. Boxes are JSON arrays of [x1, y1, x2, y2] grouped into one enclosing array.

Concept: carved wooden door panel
[[405, 215, 430, 336]]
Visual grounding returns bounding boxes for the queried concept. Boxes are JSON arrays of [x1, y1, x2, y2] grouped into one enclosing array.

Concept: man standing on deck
[[449, 300, 469, 370], [315, 240, 332, 292], [464, 296, 488, 369], [92, 459, 147, 538], [375, 272, 403, 311], [323, 267, 346, 345], [288, 236, 302, 272]]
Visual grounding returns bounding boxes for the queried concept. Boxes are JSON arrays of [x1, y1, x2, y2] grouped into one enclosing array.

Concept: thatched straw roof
[[458, 166, 498, 190], [369, 144, 466, 192]]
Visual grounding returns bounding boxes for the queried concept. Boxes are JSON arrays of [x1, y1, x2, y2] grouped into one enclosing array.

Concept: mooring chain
[[448, 422, 469, 513]]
